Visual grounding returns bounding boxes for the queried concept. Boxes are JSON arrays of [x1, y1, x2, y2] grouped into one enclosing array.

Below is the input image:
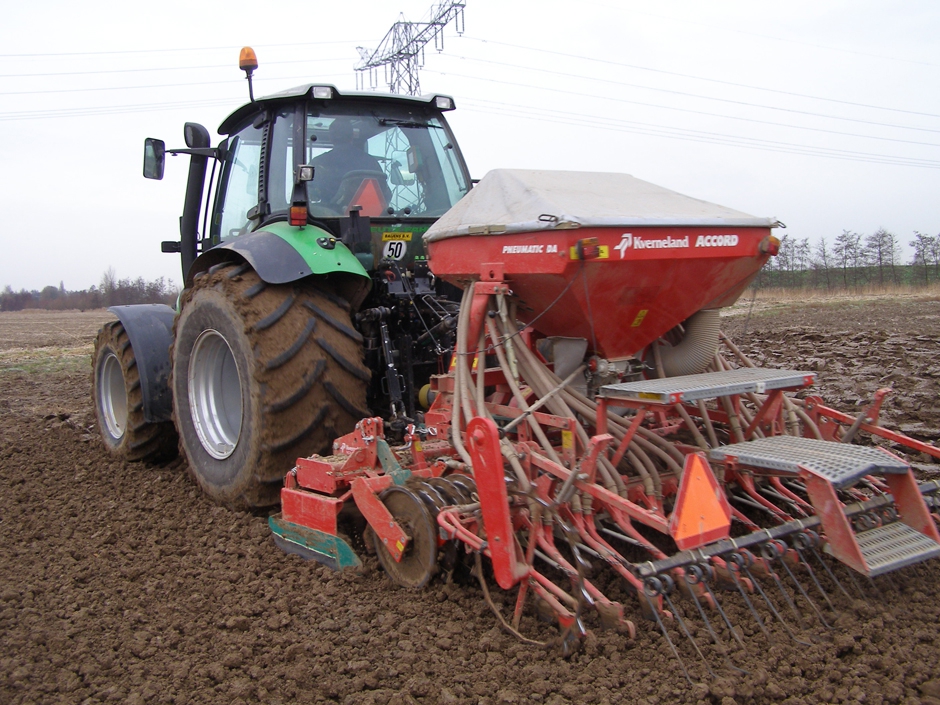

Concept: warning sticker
[[382, 231, 413, 241], [631, 309, 649, 327], [562, 430, 574, 451]]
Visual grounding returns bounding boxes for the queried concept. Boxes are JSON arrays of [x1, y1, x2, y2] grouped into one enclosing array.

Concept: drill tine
[[662, 588, 717, 680]]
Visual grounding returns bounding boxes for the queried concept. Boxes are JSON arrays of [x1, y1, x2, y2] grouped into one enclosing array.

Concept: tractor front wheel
[[171, 262, 370, 509], [92, 320, 178, 461]]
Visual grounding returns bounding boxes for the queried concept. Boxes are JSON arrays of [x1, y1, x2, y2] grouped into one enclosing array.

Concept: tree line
[[759, 229, 940, 290], [1, 268, 179, 312]]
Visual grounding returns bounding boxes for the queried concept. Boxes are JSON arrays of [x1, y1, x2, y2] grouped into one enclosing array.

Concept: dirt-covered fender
[[187, 221, 371, 308], [106, 304, 176, 423]]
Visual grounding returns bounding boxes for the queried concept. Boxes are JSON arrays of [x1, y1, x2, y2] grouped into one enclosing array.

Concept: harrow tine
[[742, 560, 812, 647], [699, 572, 748, 651], [682, 568, 749, 675], [840, 561, 870, 599], [759, 542, 804, 622], [776, 544, 832, 629], [644, 576, 695, 686], [660, 582, 718, 680], [803, 539, 854, 601], [794, 547, 837, 616], [725, 553, 771, 639]]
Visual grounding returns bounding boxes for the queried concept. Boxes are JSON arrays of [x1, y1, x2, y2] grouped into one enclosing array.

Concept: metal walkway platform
[[709, 435, 911, 488], [599, 368, 816, 405], [850, 522, 940, 576]]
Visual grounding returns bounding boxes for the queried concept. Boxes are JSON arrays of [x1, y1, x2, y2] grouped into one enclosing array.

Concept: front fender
[[188, 221, 371, 307], [107, 304, 176, 423]]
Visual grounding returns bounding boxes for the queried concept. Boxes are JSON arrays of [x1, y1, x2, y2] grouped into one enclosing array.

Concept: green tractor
[[92, 56, 472, 508]]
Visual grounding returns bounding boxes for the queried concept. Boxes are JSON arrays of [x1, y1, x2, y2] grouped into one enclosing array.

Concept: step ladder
[[711, 436, 940, 576]]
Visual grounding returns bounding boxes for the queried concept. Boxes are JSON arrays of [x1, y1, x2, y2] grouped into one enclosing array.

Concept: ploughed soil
[[2, 301, 940, 705]]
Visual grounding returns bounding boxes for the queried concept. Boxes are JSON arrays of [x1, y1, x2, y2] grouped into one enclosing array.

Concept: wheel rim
[[189, 329, 243, 460], [98, 351, 127, 441]]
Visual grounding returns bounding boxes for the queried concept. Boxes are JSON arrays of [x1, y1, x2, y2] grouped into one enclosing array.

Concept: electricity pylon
[[356, 2, 466, 95]]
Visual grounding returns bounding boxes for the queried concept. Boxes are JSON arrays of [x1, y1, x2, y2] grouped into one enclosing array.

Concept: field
[[2, 299, 940, 705]]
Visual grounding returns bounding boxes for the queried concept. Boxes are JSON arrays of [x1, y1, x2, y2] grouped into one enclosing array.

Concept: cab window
[[211, 123, 263, 241]]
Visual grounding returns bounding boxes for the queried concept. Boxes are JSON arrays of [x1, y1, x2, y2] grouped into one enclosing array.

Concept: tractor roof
[[219, 84, 456, 135]]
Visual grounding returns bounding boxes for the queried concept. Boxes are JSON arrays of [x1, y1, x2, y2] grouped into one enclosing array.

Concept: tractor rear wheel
[[171, 262, 370, 509], [92, 320, 178, 461]]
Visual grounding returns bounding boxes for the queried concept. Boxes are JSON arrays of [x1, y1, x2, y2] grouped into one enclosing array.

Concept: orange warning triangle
[[347, 178, 388, 217], [668, 453, 732, 550]]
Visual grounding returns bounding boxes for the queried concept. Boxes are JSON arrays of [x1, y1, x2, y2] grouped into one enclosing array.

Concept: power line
[[0, 74, 352, 121], [459, 98, 940, 170], [582, 3, 940, 68], [427, 69, 940, 148], [0, 70, 353, 96], [0, 56, 354, 79], [459, 37, 940, 120], [435, 56, 940, 144], [0, 39, 374, 59]]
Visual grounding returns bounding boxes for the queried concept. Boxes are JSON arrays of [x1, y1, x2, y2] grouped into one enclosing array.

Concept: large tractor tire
[[92, 320, 179, 461], [171, 262, 370, 509]]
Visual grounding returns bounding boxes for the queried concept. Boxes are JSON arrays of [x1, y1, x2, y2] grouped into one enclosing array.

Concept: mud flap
[[107, 304, 176, 423]]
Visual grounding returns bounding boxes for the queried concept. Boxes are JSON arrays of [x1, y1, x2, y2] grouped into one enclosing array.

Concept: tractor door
[[210, 122, 264, 244]]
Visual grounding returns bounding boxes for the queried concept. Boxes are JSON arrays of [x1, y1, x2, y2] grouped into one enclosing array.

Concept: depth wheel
[[92, 320, 178, 461], [375, 486, 438, 589], [171, 262, 370, 509]]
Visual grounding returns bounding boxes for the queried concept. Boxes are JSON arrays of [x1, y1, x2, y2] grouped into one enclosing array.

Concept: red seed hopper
[[425, 169, 781, 357]]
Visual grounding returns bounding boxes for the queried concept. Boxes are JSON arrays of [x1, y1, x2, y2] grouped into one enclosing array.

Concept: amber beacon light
[[239, 46, 258, 102]]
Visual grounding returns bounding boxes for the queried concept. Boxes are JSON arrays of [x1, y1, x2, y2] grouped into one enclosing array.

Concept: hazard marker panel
[[668, 453, 732, 550], [347, 178, 388, 218]]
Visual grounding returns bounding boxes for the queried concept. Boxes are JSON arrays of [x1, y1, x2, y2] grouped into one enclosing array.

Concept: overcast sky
[[1, 0, 938, 291]]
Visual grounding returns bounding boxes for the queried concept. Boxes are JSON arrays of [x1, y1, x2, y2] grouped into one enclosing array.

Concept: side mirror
[[143, 138, 165, 180]]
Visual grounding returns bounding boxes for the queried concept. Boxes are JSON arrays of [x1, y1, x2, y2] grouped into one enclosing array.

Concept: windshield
[[304, 105, 469, 219], [211, 100, 471, 243]]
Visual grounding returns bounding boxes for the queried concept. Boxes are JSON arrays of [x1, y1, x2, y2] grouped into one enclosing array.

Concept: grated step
[[599, 368, 815, 404], [710, 435, 910, 488], [845, 522, 940, 576]]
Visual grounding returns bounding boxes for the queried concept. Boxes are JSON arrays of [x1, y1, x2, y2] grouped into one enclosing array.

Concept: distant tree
[[833, 230, 859, 289], [910, 231, 935, 285], [794, 238, 811, 284], [812, 236, 833, 291], [930, 232, 940, 281], [865, 228, 900, 286], [100, 267, 117, 306], [2, 269, 178, 312]]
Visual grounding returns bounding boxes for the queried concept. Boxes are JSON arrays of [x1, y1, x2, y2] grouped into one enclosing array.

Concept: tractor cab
[[148, 83, 472, 281]]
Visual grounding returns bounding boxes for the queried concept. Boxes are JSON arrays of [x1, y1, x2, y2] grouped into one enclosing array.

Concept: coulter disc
[[375, 486, 438, 589]]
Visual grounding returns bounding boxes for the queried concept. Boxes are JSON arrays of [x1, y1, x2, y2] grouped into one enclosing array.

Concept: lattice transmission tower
[[356, 2, 466, 96]]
